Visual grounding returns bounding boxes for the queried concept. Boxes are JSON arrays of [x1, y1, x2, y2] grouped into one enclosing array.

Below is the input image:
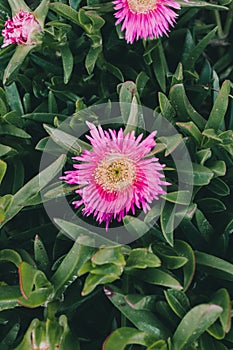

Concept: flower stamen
[[94, 156, 136, 192], [127, 0, 157, 14]]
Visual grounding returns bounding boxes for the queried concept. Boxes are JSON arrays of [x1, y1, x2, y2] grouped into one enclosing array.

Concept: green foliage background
[[0, 0, 233, 349]]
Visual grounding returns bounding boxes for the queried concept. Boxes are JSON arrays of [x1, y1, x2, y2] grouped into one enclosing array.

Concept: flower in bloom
[[1, 9, 42, 48], [61, 122, 169, 229], [113, 0, 187, 44]]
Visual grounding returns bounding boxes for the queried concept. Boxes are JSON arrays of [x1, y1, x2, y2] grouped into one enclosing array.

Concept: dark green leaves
[[172, 304, 223, 350]]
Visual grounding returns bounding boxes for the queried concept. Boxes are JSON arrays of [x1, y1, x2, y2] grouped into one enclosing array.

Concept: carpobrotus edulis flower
[[1, 9, 42, 48], [61, 122, 169, 229], [113, 0, 187, 44]]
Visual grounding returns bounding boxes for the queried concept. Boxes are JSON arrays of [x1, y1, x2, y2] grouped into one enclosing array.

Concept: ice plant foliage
[[113, 0, 187, 44], [61, 123, 169, 229], [1, 9, 42, 48]]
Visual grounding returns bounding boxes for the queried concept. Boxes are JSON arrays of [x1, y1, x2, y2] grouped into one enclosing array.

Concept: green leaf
[[162, 191, 191, 205], [158, 134, 183, 156], [82, 273, 119, 295], [205, 80, 231, 131], [197, 198, 226, 213], [118, 81, 137, 123], [51, 241, 95, 297], [0, 155, 66, 228], [176, 121, 202, 144], [91, 247, 125, 266], [60, 43, 74, 84], [43, 124, 88, 155], [34, 235, 50, 273], [183, 27, 218, 70], [0, 144, 12, 157], [208, 178, 230, 196], [195, 209, 214, 241], [172, 304, 223, 350], [178, 0, 229, 10], [211, 289, 231, 333], [158, 93, 176, 121], [0, 125, 31, 138], [131, 268, 183, 290], [169, 84, 206, 130], [207, 160, 226, 177], [49, 3, 80, 25], [136, 71, 149, 95], [0, 160, 7, 185], [4, 82, 24, 115], [160, 202, 175, 246], [180, 163, 214, 186], [104, 286, 170, 339], [174, 240, 195, 291], [3, 46, 34, 85], [0, 286, 21, 311], [0, 249, 22, 267], [126, 249, 161, 270], [152, 244, 188, 270], [103, 327, 155, 350], [59, 315, 81, 350], [164, 289, 190, 318], [34, 0, 49, 28], [18, 262, 51, 299], [124, 96, 139, 134], [7, 0, 31, 15], [152, 40, 167, 92], [123, 216, 150, 238], [195, 251, 233, 281], [53, 218, 115, 246], [85, 45, 102, 74]]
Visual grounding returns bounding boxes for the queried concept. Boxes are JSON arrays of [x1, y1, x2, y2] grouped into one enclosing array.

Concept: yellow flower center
[[94, 156, 136, 192], [127, 0, 157, 14]]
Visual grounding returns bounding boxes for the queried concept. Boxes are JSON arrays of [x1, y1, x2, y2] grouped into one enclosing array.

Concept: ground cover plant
[[0, 0, 233, 349]]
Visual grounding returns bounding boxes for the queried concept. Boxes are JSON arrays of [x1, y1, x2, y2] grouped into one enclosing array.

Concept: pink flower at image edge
[[113, 0, 188, 44], [61, 122, 169, 230], [1, 9, 42, 48]]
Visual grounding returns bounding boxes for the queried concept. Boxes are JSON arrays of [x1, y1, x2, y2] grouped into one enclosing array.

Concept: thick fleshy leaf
[[51, 241, 95, 297], [205, 80, 231, 131], [125, 249, 161, 270], [131, 268, 183, 290], [169, 84, 206, 130], [0, 155, 66, 228], [164, 289, 190, 318], [49, 2, 80, 24], [211, 289, 231, 334], [91, 247, 125, 266], [103, 286, 170, 339], [53, 218, 115, 246], [0, 160, 7, 185], [183, 27, 218, 70], [60, 43, 74, 84], [3, 46, 34, 85], [34, 235, 50, 273], [172, 304, 223, 350], [0, 286, 21, 311], [174, 240, 195, 291], [103, 327, 156, 350], [195, 251, 233, 281], [7, 0, 31, 15]]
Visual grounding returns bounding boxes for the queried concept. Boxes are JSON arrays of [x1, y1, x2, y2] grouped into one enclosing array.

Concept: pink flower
[[113, 0, 187, 44], [61, 122, 169, 229], [2, 9, 42, 48]]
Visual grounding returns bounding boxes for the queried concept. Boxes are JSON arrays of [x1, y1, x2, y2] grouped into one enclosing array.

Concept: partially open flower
[[61, 122, 169, 229], [2, 9, 42, 48], [113, 0, 187, 44]]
